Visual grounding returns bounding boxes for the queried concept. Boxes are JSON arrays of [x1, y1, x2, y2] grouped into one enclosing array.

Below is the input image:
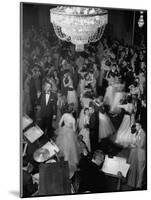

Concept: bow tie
[[45, 92, 50, 95]]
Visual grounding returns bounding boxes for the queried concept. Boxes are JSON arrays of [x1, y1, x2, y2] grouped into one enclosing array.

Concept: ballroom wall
[[22, 3, 146, 46]]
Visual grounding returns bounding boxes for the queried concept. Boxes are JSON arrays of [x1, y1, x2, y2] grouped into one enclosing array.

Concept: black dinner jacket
[[79, 158, 107, 193], [38, 91, 57, 118], [89, 111, 99, 132], [23, 170, 37, 197], [29, 77, 37, 106]]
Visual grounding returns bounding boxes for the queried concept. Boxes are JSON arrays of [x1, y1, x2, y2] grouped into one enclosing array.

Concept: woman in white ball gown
[[63, 73, 78, 111], [127, 123, 146, 189], [103, 66, 119, 108], [98, 106, 115, 142], [55, 105, 80, 178], [115, 95, 135, 147], [77, 65, 87, 96], [110, 79, 126, 114]]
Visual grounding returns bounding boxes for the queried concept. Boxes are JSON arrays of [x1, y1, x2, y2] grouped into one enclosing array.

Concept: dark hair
[[105, 60, 111, 66], [23, 156, 29, 167], [81, 66, 87, 73], [112, 63, 117, 68], [131, 124, 136, 134], [127, 95, 132, 103], [99, 106, 105, 114], [67, 103, 74, 113], [128, 65, 132, 71], [92, 150, 105, 160], [133, 81, 138, 87], [64, 75, 69, 84], [83, 91, 94, 99], [84, 107, 89, 114], [89, 101, 95, 109]]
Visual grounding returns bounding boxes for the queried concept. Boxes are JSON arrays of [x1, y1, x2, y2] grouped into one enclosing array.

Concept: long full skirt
[[78, 79, 85, 96], [103, 85, 116, 108], [110, 92, 125, 114], [115, 114, 134, 147], [99, 113, 115, 141], [127, 148, 146, 188], [56, 126, 80, 178], [67, 90, 78, 110], [78, 109, 85, 131]]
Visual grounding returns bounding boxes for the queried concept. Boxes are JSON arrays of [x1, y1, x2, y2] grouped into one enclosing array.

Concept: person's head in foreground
[[92, 150, 105, 167]]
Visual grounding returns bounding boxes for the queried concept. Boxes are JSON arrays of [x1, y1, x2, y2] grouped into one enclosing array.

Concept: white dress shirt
[[45, 94, 50, 105]]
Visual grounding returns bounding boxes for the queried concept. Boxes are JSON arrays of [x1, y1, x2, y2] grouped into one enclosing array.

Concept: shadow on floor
[[9, 190, 19, 197]]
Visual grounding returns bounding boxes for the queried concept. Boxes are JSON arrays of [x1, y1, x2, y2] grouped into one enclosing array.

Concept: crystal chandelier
[[50, 6, 108, 51]]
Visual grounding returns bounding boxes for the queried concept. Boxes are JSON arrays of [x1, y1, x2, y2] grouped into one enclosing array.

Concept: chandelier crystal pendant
[[50, 6, 108, 51], [138, 11, 144, 28]]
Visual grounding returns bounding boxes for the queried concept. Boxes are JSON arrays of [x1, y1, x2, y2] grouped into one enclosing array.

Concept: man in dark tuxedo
[[29, 66, 42, 120], [89, 103, 99, 154], [124, 66, 135, 92], [37, 81, 57, 139], [78, 150, 107, 193]]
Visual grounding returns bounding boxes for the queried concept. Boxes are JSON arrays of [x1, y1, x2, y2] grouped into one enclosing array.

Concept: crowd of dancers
[[22, 25, 147, 193]]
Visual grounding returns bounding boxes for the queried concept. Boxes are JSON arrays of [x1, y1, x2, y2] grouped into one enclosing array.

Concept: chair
[[105, 173, 122, 192], [39, 161, 71, 196]]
